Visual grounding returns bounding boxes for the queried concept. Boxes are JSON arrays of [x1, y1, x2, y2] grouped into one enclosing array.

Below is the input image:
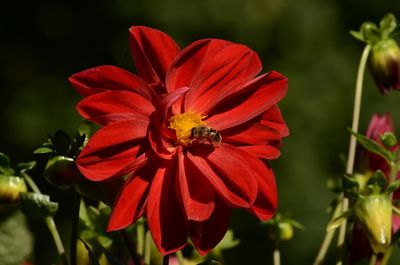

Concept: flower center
[[169, 112, 206, 146]]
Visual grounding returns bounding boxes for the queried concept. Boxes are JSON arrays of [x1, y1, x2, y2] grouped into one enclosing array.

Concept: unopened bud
[[380, 132, 398, 147], [44, 156, 80, 189], [369, 38, 400, 94], [354, 194, 392, 253], [0, 175, 27, 204], [267, 221, 294, 241]]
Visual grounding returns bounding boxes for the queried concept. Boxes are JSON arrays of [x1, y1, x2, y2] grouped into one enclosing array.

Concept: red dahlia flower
[[69, 26, 288, 255]]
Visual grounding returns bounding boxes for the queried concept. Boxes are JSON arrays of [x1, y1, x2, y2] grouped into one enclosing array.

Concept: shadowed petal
[[77, 118, 149, 181], [77, 90, 155, 126], [238, 145, 281, 160], [189, 197, 231, 255], [107, 162, 158, 231], [222, 121, 281, 145], [147, 161, 188, 255], [206, 71, 287, 130], [177, 148, 215, 221], [261, 105, 289, 137], [69, 65, 153, 100], [129, 26, 180, 89]]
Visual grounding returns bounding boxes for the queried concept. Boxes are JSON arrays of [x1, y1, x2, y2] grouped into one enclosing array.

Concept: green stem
[[381, 245, 394, 265], [369, 253, 377, 265], [136, 218, 145, 258], [21, 172, 69, 265], [273, 241, 281, 265], [336, 44, 372, 265], [144, 230, 152, 265], [70, 192, 81, 265], [313, 200, 342, 265], [176, 251, 185, 265], [45, 217, 69, 265]]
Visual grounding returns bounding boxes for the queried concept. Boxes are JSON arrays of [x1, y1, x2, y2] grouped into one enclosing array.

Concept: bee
[[190, 126, 222, 144]]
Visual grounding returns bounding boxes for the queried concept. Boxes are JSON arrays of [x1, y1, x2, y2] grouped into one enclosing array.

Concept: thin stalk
[[70, 192, 81, 265], [136, 219, 145, 257], [176, 251, 185, 265], [120, 229, 140, 265], [336, 44, 372, 265], [163, 255, 170, 265], [313, 200, 342, 265], [21, 172, 69, 265], [144, 230, 152, 265], [273, 241, 281, 265], [381, 245, 394, 265], [45, 217, 69, 265], [369, 254, 377, 265]]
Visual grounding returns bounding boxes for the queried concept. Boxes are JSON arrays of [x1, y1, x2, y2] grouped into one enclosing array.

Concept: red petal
[[206, 71, 288, 130], [146, 161, 188, 255], [186, 152, 249, 208], [189, 197, 231, 255], [238, 145, 281, 160], [166, 39, 261, 114], [222, 121, 281, 145], [261, 105, 289, 138], [77, 118, 149, 181], [107, 163, 156, 231], [129, 26, 180, 88], [77, 91, 155, 126], [69, 65, 153, 100], [177, 148, 215, 221]]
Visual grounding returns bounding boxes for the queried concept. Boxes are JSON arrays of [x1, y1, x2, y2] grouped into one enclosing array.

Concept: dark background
[[2, 0, 400, 264]]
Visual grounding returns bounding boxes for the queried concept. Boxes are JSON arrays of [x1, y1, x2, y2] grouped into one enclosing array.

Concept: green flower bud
[[380, 132, 398, 147], [267, 221, 294, 241], [369, 38, 400, 94], [0, 175, 27, 204], [44, 156, 80, 189], [354, 194, 392, 253]]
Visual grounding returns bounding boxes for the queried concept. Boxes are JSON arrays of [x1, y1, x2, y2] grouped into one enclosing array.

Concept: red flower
[[69, 26, 288, 255]]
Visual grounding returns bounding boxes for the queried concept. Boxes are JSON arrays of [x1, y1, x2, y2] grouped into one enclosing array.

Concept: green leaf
[[20, 192, 58, 220], [33, 146, 54, 154], [380, 13, 397, 39], [98, 245, 125, 265], [288, 219, 306, 230], [53, 130, 71, 156], [385, 180, 400, 195], [214, 230, 240, 251], [349, 129, 393, 163], [327, 209, 354, 231], [350, 30, 365, 42], [0, 211, 33, 265], [16, 161, 36, 174], [393, 206, 400, 217], [78, 238, 101, 265]]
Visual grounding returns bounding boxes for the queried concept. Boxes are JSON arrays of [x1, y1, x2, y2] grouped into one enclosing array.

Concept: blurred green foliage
[[2, 0, 400, 264]]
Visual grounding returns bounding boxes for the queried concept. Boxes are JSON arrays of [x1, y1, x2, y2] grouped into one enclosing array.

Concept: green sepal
[[78, 120, 94, 138], [361, 22, 381, 44], [385, 180, 400, 195], [0, 153, 14, 176], [327, 209, 354, 231], [390, 24, 400, 38], [368, 170, 388, 190], [380, 132, 398, 148], [393, 205, 400, 217], [16, 161, 36, 174], [214, 230, 240, 251], [52, 130, 71, 156], [349, 129, 393, 163], [19, 192, 58, 220], [33, 147, 54, 154], [342, 174, 360, 198], [380, 13, 397, 39], [350, 30, 366, 42]]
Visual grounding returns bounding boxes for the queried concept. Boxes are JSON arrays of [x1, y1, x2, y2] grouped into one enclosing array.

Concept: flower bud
[[267, 221, 294, 241], [380, 132, 398, 147], [369, 38, 400, 94], [0, 175, 27, 204], [354, 194, 392, 253], [44, 156, 80, 189]]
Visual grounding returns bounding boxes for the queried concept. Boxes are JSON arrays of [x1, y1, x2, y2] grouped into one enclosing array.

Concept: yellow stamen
[[169, 112, 206, 146]]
